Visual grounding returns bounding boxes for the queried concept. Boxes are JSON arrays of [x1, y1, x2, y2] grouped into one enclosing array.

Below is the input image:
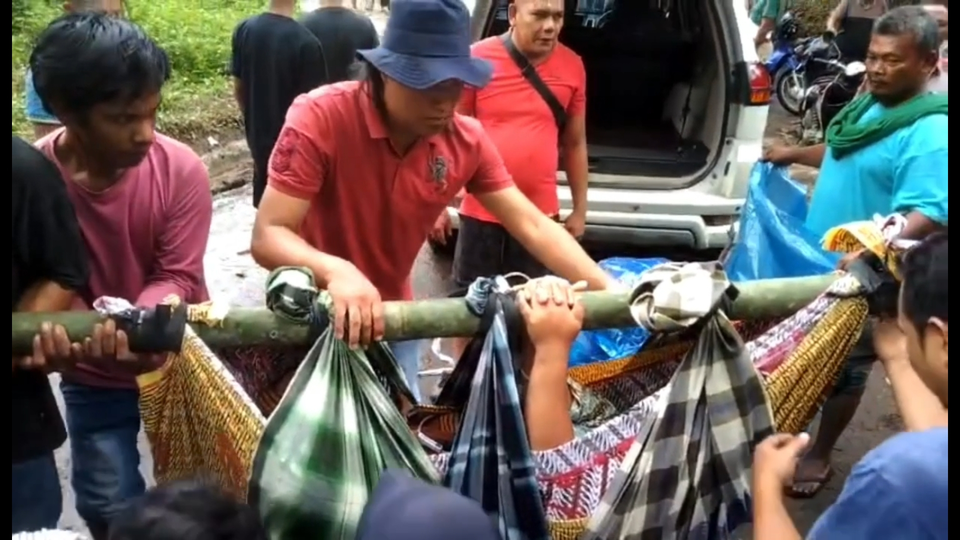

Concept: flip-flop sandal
[[788, 465, 834, 499]]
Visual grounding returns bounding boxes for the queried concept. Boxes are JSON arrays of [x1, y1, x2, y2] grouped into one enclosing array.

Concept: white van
[[440, 0, 772, 251]]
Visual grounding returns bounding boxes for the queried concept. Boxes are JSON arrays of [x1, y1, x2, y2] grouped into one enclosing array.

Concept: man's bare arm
[[16, 281, 76, 313], [789, 144, 827, 168], [752, 485, 803, 540], [899, 211, 942, 240], [561, 114, 589, 216], [251, 186, 352, 287], [524, 341, 575, 450], [756, 17, 777, 44], [827, 0, 848, 33]]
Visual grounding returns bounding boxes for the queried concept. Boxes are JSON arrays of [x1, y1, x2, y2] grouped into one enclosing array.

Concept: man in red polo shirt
[[450, 0, 589, 288], [251, 0, 610, 402]]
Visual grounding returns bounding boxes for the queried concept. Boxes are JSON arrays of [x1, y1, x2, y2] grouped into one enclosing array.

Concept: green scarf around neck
[[825, 92, 948, 159]]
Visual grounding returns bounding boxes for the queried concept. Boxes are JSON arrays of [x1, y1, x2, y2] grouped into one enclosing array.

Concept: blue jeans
[[12, 453, 63, 534], [24, 69, 59, 125], [390, 340, 425, 404], [61, 382, 146, 532]]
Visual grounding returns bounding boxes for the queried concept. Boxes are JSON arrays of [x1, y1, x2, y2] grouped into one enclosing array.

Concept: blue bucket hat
[[357, 0, 493, 89]]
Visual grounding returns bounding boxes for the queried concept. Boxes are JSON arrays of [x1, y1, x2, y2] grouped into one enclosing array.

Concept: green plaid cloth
[[585, 262, 775, 539], [249, 269, 438, 540]]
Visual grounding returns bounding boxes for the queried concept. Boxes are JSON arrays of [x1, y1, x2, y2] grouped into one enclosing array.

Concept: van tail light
[[747, 62, 772, 105]]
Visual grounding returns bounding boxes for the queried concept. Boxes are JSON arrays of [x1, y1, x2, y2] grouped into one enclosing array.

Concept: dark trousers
[[452, 214, 551, 288], [12, 453, 62, 534], [252, 158, 268, 208]]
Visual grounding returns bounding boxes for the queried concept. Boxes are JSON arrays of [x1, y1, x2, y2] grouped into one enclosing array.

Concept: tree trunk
[[10, 274, 837, 355]]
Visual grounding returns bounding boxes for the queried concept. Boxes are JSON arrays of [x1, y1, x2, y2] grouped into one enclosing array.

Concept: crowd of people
[[12, 0, 947, 538]]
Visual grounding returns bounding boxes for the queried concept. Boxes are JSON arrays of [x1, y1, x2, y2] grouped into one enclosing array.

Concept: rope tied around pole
[[463, 275, 516, 318], [627, 262, 736, 333], [265, 266, 333, 339]]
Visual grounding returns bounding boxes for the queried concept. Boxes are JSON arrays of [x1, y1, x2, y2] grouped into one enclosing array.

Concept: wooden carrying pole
[[11, 274, 837, 354]]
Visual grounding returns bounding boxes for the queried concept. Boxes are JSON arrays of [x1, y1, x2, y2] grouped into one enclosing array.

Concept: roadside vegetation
[[793, 0, 920, 36], [13, 0, 920, 144], [12, 0, 264, 143]]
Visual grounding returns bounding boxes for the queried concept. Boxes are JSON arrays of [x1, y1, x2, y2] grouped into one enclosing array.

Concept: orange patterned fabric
[[137, 328, 266, 499]]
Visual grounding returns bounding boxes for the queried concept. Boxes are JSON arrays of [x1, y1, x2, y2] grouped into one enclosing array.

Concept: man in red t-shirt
[[251, 0, 610, 401], [443, 0, 589, 288]]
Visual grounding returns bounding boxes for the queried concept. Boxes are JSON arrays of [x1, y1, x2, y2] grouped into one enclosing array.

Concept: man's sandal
[[787, 465, 834, 499]]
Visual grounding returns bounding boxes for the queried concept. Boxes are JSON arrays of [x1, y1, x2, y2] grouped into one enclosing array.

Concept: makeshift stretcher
[[8, 217, 907, 540]]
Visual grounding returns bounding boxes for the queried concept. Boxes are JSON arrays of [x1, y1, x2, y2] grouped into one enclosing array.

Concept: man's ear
[[923, 49, 941, 77], [934, 317, 947, 355], [508, 2, 518, 26], [927, 317, 949, 365]]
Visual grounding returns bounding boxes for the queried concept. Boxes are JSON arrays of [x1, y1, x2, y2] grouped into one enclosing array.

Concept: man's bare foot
[[788, 457, 834, 499]]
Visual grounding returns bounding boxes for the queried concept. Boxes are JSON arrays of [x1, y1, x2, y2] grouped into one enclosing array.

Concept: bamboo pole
[[10, 274, 838, 355]]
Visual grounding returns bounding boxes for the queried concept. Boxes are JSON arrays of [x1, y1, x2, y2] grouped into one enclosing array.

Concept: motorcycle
[[799, 60, 867, 143], [765, 14, 804, 79], [774, 30, 844, 116], [765, 12, 803, 81]]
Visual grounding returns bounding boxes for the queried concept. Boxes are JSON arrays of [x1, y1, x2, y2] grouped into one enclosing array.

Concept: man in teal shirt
[[763, 6, 947, 499], [751, 0, 784, 48]]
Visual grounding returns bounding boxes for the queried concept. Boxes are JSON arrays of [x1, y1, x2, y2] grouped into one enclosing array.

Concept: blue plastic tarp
[[725, 162, 839, 282], [568, 257, 669, 367]]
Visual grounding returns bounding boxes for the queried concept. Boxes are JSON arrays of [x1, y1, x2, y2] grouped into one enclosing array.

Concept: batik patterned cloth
[[822, 213, 920, 280], [583, 262, 776, 539], [138, 326, 266, 498], [442, 291, 551, 540]]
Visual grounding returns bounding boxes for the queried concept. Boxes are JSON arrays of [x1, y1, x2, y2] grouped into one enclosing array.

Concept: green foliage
[[791, 0, 840, 37], [12, 0, 265, 143], [791, 0, 923, 37]]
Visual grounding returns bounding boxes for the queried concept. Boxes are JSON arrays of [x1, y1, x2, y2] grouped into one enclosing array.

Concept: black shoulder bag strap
[[499, 32, 568, 133]]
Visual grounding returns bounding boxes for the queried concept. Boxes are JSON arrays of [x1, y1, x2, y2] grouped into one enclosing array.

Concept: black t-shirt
[[230, 13, 327, 173], [300, 7, 380, 85], [12, 135, 89, 464]]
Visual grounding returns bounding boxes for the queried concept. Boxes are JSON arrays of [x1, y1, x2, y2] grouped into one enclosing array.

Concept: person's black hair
[[107, 480, 267, 540], [900, 231, 948, 335], [30, 12, 170, 117], [873, 5, 943, 56], [352, 59, 389, 119]]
